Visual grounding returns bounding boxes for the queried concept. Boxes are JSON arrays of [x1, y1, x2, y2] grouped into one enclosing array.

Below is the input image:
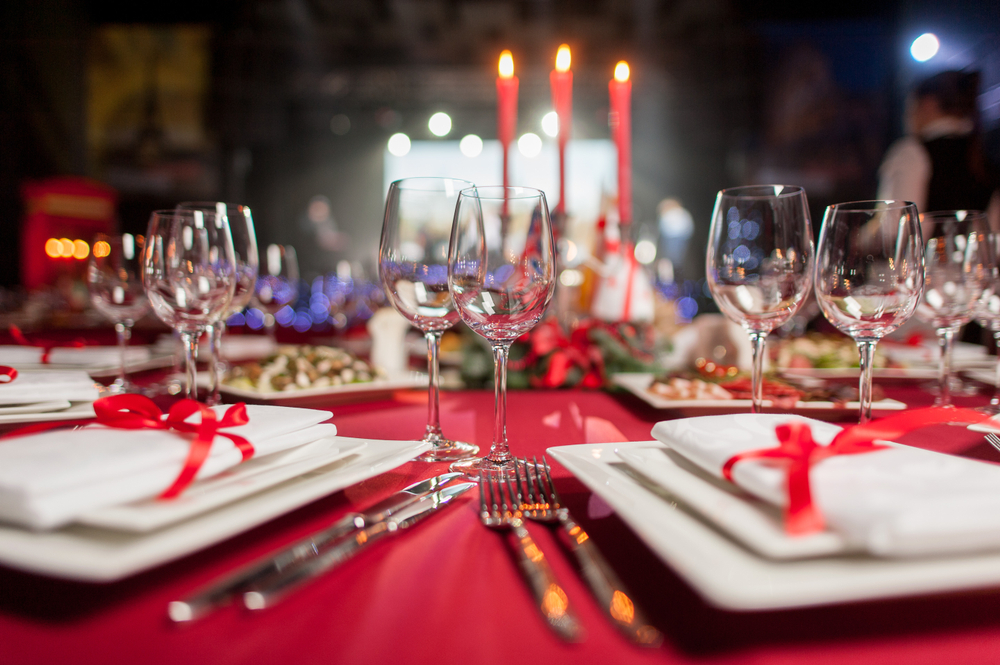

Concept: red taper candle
[[496, 50, 518, 193], [550, 44, 573, 216], [609, 61, 632, 226]]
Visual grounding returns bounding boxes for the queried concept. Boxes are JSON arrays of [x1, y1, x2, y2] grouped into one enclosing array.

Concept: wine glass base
[[448, 456, 516, 481], [416, 439, 479, 463]]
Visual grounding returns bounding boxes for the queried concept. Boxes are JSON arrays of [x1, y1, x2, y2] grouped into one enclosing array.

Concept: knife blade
[[243, 482, 474, 610], [167, 472, 465, 623]]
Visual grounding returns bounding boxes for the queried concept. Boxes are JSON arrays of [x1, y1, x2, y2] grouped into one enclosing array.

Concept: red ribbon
[[723, 407, 997, 535], [9, 325, 86, 364], [0, 366, 16, 383], [2, 395, 252, 500]]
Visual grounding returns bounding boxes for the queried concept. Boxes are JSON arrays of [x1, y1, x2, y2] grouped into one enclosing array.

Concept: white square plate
[[549, 441, 1000, 611]]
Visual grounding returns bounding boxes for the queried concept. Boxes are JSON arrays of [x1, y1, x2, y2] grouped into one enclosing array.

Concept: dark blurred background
[[2, 0, 999, 288]]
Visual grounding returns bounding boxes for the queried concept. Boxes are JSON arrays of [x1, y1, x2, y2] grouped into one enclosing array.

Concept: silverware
[[517, 457, 663, 647], [479, 471, 582, 641], [168, 472, 465, 622], [986, 433, 1000, 453], [244, 481, 474, 610]]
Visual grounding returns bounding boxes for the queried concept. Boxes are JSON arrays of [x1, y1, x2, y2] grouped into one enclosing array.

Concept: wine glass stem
[[207, 322, 226, 406], [114, 320, 132, 390], [937, 326, 956, 406], [992, 330, 1000, 408], [179, 330, 200, 401], [424, 330, 444, 443], [488, 342, 513, 465], [748, 330, 767, 414], [857, 339, 877, 424]]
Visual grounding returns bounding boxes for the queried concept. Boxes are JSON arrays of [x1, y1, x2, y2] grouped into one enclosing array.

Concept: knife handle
[[244, 522, 393, 610], [167, 512, 362, 622], [556, 515, 662, 647], [507, 519, 583, 642]]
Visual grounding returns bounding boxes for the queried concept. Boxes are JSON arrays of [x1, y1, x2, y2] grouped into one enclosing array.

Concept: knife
[[244, 482, 474, 610], [167, 472, 465, 622]]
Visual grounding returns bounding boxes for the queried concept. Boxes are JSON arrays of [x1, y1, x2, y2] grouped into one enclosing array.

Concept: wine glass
[[815, 201, 924, 423], [973, 225, 1000, 412], [705, 185, 814, 413], [142, 209, 237, 400], [448, 186, 556, 479], [255, 244, 299, 340], [87, 233, 151, 393], [914, 210, 990, 406], [178, 202, 259, 405], [379, 177, 479, 462]]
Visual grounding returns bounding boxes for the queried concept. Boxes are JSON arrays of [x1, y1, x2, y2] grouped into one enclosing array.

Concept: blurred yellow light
[[614, 61, 630, 82], [555, 45, 571, 72], [44, 238, 62, 258], [59, 238, 74, 257], [72, 239, 89, 260], [498, 50, 514, 78], [93, 240, 111, 258]]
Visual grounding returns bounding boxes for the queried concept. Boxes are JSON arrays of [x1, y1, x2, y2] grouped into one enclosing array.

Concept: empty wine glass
[[973, 225, 1000, 412], [255, 244, 299, 340], [915, 210, 990, 406], [142, 209, 236, 400], [706, 185, 814, 413], [815, 201, 924, 423], [379, 177, 479, 462], [448, 186, 556, 479], [178, 202, 259, 405], [87, 233, 151, 393]]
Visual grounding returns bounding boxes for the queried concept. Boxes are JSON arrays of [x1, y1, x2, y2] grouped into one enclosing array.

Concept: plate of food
[[611, 372, 906, 420], [207, 344, 427, 406]]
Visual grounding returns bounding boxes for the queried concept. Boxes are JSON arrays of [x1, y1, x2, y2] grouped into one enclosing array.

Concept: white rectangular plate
[[205, 372, 427, 404], [550, 441, 1000, 611], [0, 401, 95, 425], [778, 367, 939, 380], [78, 437, 368, 532], [612, 373, 907, 416], [615, 445, 849, 559], [0, 436, 430, 581]]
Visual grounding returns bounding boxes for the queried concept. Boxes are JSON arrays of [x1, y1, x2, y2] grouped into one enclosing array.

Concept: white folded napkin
[[0, 345, 151, 367], [0, 404, 335, 529], [652, 413, 1000, 558], [0, 371, 100, 405]]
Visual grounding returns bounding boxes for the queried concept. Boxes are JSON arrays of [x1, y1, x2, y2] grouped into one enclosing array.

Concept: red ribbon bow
[[9, 325, 86, 364], [92, 395, 253, 498], [723, 407, 997, 536], [0, 366, 16, 383]]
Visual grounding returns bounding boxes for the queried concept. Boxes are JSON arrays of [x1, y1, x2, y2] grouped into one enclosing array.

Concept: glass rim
[[718, 184, 805, 199], [919, 209, 988, 220], [176, 201, 251, 211], [390, 177, 475, 192], [458, 185, 545, 200], [149, 208, 219, 218], [826, 200, 916, 212]]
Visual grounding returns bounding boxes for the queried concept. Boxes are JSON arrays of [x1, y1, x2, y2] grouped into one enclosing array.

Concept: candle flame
[[614, 61, 630, 82], [555, 45, 571, 72], [499, 51, 514, 78]]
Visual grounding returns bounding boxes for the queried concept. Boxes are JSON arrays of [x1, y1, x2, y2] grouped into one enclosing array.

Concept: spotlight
[[387, 133, 411, 156], [428, 112, 452, 137], [541, 111, 559, 138], [911, 33, 939, 62], [459, 134, 483, 157], [517, 133, 542, 158]]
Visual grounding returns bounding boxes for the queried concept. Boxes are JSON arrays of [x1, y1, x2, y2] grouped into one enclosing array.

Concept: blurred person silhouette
[[656, 198, 694, 281], [877, 70, 998, 218]]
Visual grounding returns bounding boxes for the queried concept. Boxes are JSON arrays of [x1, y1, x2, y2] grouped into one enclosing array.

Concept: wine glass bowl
[[448, 186, 556, 478], [379, 177, 479, 462], [142, 209, 237, 400], [87, 233, 151, 393], [706, 185, 814, 412], [914, 210, 990, 405], [814, 200, 924, 422], [975, 227, 1000, 412]]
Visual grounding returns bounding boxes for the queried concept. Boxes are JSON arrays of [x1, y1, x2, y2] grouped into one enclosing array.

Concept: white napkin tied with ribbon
[[652, 413, 1000, 557], [0, 345, 151, 367], [0, 370, 100, 405]]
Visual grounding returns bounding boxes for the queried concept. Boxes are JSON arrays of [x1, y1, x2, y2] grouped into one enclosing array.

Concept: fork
[[479, 472, 582, 641], [985, 432, 1000, 453], [515, 456, 663, 647]]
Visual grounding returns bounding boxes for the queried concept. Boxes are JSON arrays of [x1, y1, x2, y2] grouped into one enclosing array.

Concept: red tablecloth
[[4, 383, 1000, 665]]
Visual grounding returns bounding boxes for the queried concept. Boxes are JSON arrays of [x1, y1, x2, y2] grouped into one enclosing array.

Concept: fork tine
[[538, 455, 559, 506], [478, 476, 487, 513], [513, 458, 526, 508], [987, 433, 1000, 453], [527, 456, 544, 506]]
